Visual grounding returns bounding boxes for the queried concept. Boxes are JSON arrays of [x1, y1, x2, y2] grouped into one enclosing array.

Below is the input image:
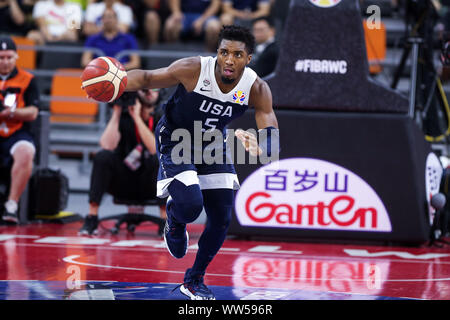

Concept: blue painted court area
[[0, 281, 408, 300]]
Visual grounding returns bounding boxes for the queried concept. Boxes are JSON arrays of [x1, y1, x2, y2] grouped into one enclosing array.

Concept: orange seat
[[363, 20, 386, 74], [11, 36, 36, 70], [50, 68, 98, 123]]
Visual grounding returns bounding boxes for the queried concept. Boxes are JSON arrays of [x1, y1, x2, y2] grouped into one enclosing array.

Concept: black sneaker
[[164, 217, 188, 258], [178, 268, 215, 300], [2, 200, 18, 224], [78, 215, 99, 235], [163, 198, 188, 258], [2, 210, 18, 224]]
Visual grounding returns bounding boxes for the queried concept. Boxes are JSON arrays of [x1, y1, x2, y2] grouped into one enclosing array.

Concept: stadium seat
[[38, 41, 83, 70], [363, 20, 386, 74], [49, 68, 98, 123], [11, 36, 36, 70], [144, 56, 178, 70], [141, 42, 202, 70]]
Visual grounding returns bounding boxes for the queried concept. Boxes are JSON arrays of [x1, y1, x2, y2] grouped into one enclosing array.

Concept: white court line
[[0, 235, 40, 240], [62, 255, 450, 283], [63, 255, 187, 275], [0, 241, 305, 258]]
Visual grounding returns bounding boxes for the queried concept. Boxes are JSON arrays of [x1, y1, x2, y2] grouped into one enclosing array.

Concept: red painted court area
[[0, 220, 449, 300]]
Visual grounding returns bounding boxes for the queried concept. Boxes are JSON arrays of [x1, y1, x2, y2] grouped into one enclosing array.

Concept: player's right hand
[[235, 129, 262, 157]]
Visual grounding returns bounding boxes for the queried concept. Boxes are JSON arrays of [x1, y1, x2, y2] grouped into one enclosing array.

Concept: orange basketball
[[81, 56, 128, 103]]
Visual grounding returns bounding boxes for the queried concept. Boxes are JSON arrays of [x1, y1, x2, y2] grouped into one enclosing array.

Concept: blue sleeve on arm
[[258, 126, 280, 158]]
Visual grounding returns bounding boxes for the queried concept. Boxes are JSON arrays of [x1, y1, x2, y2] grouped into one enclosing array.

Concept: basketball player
[[125, 25, 279, 300]]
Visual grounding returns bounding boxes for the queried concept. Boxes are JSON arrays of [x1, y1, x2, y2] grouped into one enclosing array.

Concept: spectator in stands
[[79, 90, 167, 236], [26, 0, 82, 45], [83, 0, 133, 37], [0, 0, 27, 35], [81, 8, 140, 70], [0, 36, 39, 224], [248, 16, 278, 78], [220, 0, 271, 28], [126, 0, 170, 47], [163, 0, 221, 52], [66, 0, 93, 11]]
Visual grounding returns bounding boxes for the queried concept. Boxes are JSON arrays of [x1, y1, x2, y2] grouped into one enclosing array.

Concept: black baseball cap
[[0, 36, 17, 52]]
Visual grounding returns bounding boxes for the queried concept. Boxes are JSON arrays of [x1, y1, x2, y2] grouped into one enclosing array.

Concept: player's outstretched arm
[[125, 56, 201, 92]]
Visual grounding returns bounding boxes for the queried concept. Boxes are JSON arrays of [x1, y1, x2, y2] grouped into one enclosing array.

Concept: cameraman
[[79, 89, 166, 236]]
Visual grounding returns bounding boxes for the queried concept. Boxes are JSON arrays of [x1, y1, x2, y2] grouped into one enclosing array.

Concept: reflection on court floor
[[0, 280, 408, 300], [0, 221, 449, 300]]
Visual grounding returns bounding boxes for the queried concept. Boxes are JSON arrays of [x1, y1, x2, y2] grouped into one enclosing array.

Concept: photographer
[[79, 89, 166, 236]]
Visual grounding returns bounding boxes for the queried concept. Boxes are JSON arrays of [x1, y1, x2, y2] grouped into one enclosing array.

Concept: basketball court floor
[[0, 219, 449, 301]]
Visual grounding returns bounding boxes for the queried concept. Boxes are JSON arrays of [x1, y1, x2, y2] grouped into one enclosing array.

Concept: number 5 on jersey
[[202, 118, 219, 132]]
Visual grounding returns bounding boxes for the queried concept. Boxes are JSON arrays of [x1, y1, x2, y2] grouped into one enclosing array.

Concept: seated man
[[79, 89, 166, 236], [0, 36, 40, 224], [248, 16, 279, 78], [27, 0, 82, 45], [163, 0, 221, 52], [81, 8, 141, 70], [83, 0, 134, 37]]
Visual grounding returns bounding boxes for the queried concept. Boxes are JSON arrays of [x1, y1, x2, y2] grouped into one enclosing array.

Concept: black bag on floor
[[28, 168, 69, 218]]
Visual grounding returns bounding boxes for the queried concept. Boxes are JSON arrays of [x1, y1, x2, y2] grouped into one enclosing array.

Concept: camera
[[109, 92, 138, 108]]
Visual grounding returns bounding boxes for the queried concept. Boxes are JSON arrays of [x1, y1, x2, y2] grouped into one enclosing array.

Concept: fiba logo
[[309, 0, 341, 8]]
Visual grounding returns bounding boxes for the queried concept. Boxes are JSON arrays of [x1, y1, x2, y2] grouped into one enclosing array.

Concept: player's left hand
[[235, 129, 262, 157]]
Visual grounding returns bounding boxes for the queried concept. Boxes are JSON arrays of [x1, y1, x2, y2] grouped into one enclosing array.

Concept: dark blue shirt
[[161, 56, 256, 136], [223, 0, 269, 11], [181, 0, 212, 13], [84, 32, 138, 64]]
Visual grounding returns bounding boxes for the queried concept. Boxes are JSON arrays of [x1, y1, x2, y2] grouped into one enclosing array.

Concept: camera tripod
[[390, 0, 450, 142]]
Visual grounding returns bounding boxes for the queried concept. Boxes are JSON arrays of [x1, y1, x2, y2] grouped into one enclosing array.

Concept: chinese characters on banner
[[264, 169, 348, 193], [235, 158, 392, 232]]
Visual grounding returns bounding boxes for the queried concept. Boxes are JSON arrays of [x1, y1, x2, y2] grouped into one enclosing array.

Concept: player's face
[[216, 40, 252, 85], [0, 50, 18, 75]]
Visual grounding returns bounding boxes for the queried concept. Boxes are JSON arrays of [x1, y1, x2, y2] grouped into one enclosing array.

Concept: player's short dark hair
[[218, 25, 255, 54]]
